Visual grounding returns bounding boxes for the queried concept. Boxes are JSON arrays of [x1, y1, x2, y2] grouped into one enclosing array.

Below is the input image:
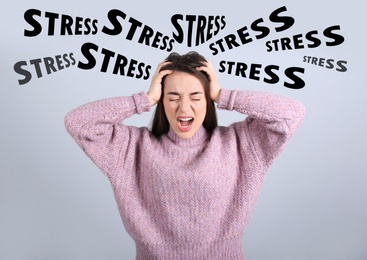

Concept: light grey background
[[1, 1, 366, 259]]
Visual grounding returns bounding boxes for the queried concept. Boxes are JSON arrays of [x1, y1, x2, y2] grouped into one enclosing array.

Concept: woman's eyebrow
[[189, 91, 204, 96], [166, 91, 203, 96], [167, 92, 180, 96]]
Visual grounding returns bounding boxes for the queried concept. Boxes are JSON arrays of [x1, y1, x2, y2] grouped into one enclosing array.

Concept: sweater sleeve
[[64, 92, 151, 179], [217, 89, 305, 168]]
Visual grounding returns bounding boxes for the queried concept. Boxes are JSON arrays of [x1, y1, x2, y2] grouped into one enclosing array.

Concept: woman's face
[[163, 71, 207, 139]]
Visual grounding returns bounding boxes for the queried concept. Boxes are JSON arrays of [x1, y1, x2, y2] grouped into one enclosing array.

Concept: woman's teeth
[[179, 118, 193, 127], [179, 118, 193, 122]]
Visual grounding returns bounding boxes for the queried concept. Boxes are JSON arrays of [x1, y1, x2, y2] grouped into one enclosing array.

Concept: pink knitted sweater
[[65, 89, 305, 259]]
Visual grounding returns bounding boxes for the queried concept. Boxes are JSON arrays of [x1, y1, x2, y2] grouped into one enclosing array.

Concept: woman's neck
[[167, 126, 209, 147]]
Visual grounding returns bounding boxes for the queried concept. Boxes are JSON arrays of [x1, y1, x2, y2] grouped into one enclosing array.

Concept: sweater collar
[[167, 126, 209, 146]]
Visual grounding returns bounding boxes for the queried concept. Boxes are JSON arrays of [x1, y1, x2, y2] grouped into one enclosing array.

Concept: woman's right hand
[[147, 61, 173, 106]]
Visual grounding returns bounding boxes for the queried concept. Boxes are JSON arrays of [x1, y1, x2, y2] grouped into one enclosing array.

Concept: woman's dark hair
[[151, 51, 218, 137]]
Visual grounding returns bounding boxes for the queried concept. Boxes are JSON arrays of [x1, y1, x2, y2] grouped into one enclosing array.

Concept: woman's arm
[[64, 62, 172, 179], [64, 93, 151, 178], [218, 89, 305, 168], [197, 61, 305, 168]]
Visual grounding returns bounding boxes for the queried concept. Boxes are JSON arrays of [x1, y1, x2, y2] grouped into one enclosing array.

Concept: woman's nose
[[179, 99, 190, 113]]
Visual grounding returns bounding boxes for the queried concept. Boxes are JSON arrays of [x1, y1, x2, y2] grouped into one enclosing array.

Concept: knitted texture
[[65, 89, 305, 259]]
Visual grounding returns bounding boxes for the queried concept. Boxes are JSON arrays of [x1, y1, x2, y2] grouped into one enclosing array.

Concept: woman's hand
[[147, 61, 173, 106], [197, 61, 221, 103]]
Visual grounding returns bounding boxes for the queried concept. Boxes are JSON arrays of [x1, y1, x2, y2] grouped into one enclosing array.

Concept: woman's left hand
[[197, 61, 221, 103]]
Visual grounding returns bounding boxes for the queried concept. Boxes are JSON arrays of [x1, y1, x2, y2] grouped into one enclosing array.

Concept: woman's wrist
[[147, 92, 158, 107], [213, 89, 221, 103]]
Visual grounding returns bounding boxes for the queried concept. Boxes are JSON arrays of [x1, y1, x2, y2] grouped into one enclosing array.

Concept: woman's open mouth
[[177, 117, 194, 132]]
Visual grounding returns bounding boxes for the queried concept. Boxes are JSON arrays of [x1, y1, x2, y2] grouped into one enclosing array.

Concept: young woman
[[65, 51, 305, 259]]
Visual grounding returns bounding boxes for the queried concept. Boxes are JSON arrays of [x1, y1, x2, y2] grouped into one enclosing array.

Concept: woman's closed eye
[[190, 93, 203, 101]]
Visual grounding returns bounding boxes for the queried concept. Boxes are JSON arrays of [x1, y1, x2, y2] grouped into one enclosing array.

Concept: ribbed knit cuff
[[217, 89, 238, 111], [132, 92, 151, 114], [135, 237, 245, 260]]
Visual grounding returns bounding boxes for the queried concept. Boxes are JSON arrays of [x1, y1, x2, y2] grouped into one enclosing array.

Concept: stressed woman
[[64, 51, 305, 259]]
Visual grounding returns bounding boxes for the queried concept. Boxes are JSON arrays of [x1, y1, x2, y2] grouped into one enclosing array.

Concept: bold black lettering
[[305, 30, 321, 48], [136, 62, 145, 79], [280, 37, 292, 50], [55, 55, 64, 70], [60, 14, 73, 35], [84, 18, 92, 35], [196, 15, 207, 46], [269, 39, 280, 51], [227, 61, 236, 74], [160, 35, 169, 50], [224, 34, 240, 50], [152, 31, 163, 48], [144, 65, 151, 80], [69, 52, 76, 65], [318, 58, 325, 67], [221, 16, 226, 30], [207, 16, 214, 41], [167, 39, 175, 52], [127, 59, 138, 77], [24, 9, 42, 37], [126, 17, 143, 40], [102, 9, 127, 36], [214, 16, 221, 35], [92, 19, 98, 35], [293, 34, 304, 49], [14, 61, 32, 85], [43, 57, 57, 74], [75, 16, 83, 35], [209, 42, 219, 56], [84, 18, 98, 35], [63, 53, 71, 67], [269, 6, 295, 32], [63, 53, 76, 67], [336, 60, 347, 72], [249, 63, 262, 80], [265, 41, 273, 52], [171, 14, 184, 44], [324, 25, 345, 47], [237, 26, 253, 44], [44, 12, 59, 36], [101, 48, 116, 73], [214, 38, 226, 53], [138, 25, 154, 45], [264, 65, 280, 84], [218, 60, 226, 73], [186, 15, 196, 47], [29, 58, 43, 78], [326, 59, 334, 69], [113, 54, 128, 75], [251, 18, 270, 39], [235, 62, 247, 77], [78, 42, 99, 70], [284, 67, 305, 89]]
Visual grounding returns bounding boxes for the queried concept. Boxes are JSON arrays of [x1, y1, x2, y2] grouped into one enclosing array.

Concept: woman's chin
[[173, 125, 197, 139]]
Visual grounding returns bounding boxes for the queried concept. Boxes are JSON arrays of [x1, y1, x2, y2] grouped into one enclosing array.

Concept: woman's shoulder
[[211, 122, 249, 145], [214, 120, 248, 135]]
